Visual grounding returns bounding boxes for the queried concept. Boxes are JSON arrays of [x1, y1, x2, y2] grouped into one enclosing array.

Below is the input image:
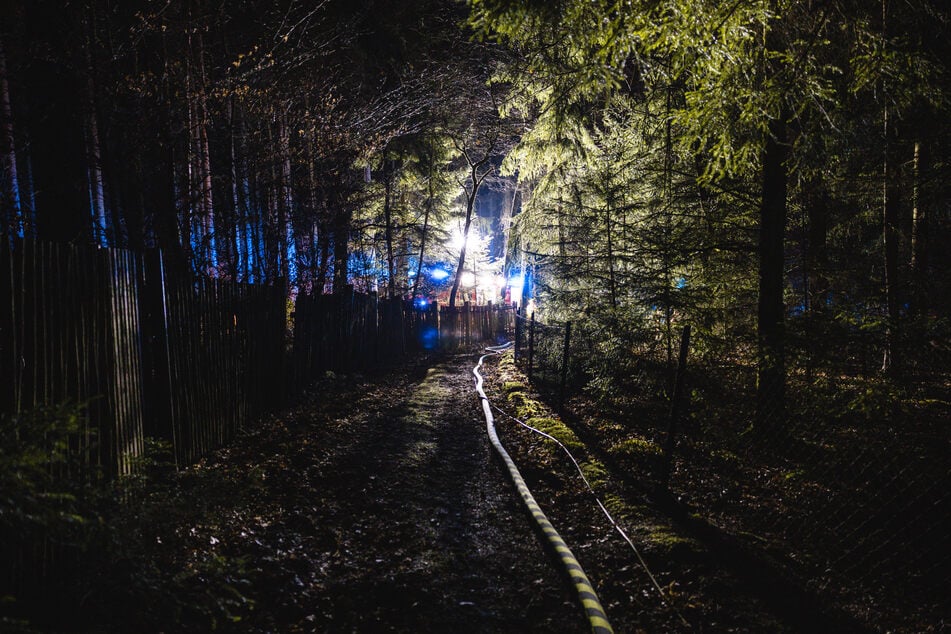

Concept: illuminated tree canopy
[[0, 0, 948, 391]]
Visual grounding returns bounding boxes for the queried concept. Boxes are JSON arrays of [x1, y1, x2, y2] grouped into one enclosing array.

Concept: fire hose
[[473, 343, 614, 634]]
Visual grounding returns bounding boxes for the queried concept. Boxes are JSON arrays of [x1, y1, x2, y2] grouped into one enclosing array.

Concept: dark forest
[[1, 1, 948, 632]]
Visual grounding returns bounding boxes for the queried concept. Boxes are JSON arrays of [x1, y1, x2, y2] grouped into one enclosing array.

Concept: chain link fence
[[512, 306, 948, 631]]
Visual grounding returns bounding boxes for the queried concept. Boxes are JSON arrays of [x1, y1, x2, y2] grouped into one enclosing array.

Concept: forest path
[[95, 346, 835, 634], [96, 349, 816, 633], [111, 352, 585, 632], [292, 353, 581, 632]]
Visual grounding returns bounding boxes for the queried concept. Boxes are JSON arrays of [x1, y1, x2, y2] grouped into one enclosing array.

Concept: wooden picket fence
[[0, 239, 287, 613], [290, 292, 516, 386], [0, 239, 286, 474], [1, 238, 517, 613], [437, 301, 515, 350], [291, 288, 387, 382], [2, 238, 518, 478], [152, 257, 286, 466]]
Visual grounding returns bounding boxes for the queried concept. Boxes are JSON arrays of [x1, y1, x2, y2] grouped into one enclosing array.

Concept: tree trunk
[[382, 157, 396, 298], [126, 155, 146, 250], [604, 191, 617, 312], [249, 167, 264, 282], [317, 219, 330, 293], [447, 195, 473, 308], [756, 115, 788, 428], [20, 130, 35, 238], [520, 255, 533, 309], [807, 180, 829, 312], [449, 158, 492, 307], [332, 213, 350, 293], [155, 18, 186, 266], [277, 116, 295, 283], [229, 100, 245, 281], [157, 116, 184, 261], [266, 123, 281, 281], [411, 172, 434, 300], [909, 139, 925, 317], [449, 161, 489, 307], [312, 163, 331, 294], [557, 202, 567, 282], [82, 20, 108, 247], [881, 110, 901, 376], [877, 0, 902, 380], [197, 33, 216, 274], [332, 171, 352, 294], [182, 25, 198, 271], [663, 83, 674, 371], [0, 34, 22, 240], [241, 118, 260, 281], [304, 143, 317, 292]]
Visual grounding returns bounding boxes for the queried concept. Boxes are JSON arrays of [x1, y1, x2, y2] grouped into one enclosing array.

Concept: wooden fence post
[[660, 324, 691, 489]]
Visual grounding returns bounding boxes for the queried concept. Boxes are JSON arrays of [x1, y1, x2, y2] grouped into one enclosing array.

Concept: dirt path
[[300, 354, 582, 632], [88, 349, 827, 634], [99, 353, 587, 632]]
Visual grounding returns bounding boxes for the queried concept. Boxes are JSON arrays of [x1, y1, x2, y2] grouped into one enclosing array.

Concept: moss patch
[[506, 392, 542, 418], [609, 436, 664, 476], [501, 381, 525, 396], [525, 416, 585, 452], [611, 437, 663, 457], [579, 460, 608, 488], [645, 527, 704, 560]]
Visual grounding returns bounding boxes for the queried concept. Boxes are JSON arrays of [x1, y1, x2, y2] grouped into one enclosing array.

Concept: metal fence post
[[660, 324, 691, 489], [560, 321, 571, 411], [514, 307, 521, 362], [528, 311, 535, 382]]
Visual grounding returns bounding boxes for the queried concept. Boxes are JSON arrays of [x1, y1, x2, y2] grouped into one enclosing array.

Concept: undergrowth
[[1, 404, 258, 632], [493, 351, 697, 559]]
